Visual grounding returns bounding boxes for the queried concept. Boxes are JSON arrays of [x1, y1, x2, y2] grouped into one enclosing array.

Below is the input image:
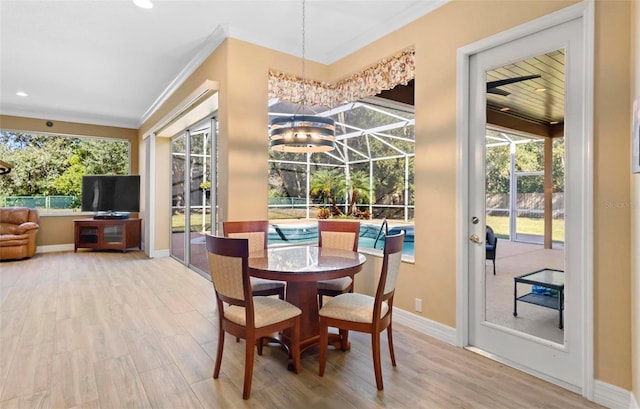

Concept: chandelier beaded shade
[[269, 0, 335, 153]]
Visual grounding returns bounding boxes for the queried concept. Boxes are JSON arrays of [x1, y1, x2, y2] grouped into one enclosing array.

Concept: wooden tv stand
[[74, 218, 141, 252]]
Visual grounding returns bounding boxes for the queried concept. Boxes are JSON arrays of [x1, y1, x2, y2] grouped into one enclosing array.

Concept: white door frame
[[143, 132, 156, 258], [455, 1, 594, 399]]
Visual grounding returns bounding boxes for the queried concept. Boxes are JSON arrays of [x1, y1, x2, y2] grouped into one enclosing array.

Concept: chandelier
[[269, 0, 335, 153]]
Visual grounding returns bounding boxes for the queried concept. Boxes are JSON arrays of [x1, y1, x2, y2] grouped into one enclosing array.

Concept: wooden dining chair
[[318, 232, 404, 391], [316, 219, 360, 308], [206, 235, 301, 400], [223, 220, 286, 299]]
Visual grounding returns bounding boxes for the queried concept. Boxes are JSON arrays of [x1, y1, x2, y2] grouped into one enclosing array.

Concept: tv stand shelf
[[74, 218, 141, 253]]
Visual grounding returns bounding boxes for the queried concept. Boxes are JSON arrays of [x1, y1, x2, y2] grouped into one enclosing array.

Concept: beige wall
[[0, 115, 139, 247], [593, 1, 632, 389], [139, 38, 330, 248], [140, 41, 228, 250], [631, 0, 640, 405]]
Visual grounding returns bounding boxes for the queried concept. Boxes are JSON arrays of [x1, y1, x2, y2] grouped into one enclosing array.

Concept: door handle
[[469, 234, 483, 244]]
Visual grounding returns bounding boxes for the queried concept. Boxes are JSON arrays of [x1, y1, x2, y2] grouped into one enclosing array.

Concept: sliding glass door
[[170, 117, 218, 276]]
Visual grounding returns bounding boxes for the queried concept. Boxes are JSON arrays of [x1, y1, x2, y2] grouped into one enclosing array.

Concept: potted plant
[[317, 208, 331, 219]]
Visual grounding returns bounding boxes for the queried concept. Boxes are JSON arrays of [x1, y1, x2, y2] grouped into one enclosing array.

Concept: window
[[0, 130, 130, 212], [267, 99, 415, 221]]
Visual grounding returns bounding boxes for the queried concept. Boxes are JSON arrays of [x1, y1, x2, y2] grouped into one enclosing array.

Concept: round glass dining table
[[248, 245, 366, 353]]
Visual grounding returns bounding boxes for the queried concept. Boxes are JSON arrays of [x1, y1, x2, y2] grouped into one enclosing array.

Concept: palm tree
[[310, 169, 346, 215], [347, 170, 371, 216]]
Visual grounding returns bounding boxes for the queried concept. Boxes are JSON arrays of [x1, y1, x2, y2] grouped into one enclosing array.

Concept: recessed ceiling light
[[550, 121, 559, 125], [500, 107, 510, 112], [133, 0, 153, 9], [16, 91, 28, 97], [535, 88, 547, 92]]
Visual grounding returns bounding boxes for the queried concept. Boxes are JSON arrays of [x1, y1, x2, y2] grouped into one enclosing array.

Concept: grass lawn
[[487, 215, 564, 242], [171, 212, 210, 232]]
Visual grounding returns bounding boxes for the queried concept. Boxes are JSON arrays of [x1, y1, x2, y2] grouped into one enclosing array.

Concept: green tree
[[347, 170, 371, 216], [310, 169, 346, 215], [0, 132, 72, 196], [372, 157, 411, 218], [515, 141, 545, 193], [485, 137, 565, 195], [78, 139, 128, 175], [0, 131, 130, 206], [552, 138, 565, 192], [486, 144, 510, 194], [53, 155, 86, 202]]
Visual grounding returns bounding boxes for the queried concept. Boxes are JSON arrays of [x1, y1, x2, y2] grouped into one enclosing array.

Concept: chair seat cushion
[[250, 277, 285, 292], [225, 297, 301, 328], [317, 277, 352, 291], [319, 293, 388, 323]]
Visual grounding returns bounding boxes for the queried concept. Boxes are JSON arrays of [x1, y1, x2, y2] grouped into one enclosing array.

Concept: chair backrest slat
[[383, 251, 403, 295], [206, 235, 250, 304], [227, 232, 265, 252], [376, 232, 405, 301], [208, 253, 245, 300], [318, 220, 360, 252], [223, 220, 269, 253]]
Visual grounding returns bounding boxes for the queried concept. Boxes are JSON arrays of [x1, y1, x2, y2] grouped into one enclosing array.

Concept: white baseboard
[[393, 307, 457, 345], [593, 380, 633, 409], [150, 249, 170, 258], [392, 307, 634, 409], [37, 244, 74, 253], [37, 244, 163, 258]]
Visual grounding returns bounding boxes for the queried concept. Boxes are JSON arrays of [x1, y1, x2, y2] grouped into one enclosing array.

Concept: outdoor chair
[[316, 219, 360, 308], [486, 225, 498, 275], [206, 235, 301, 400], [318, 232, 404, 390]]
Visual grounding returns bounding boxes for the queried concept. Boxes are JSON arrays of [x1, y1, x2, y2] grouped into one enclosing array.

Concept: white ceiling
[[0, 0, 446, 129]]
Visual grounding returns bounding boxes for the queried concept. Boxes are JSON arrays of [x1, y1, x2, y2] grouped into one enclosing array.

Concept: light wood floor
[[0, 251, 603, 409]]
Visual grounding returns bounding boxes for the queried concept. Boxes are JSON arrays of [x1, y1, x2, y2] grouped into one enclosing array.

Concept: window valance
[[268, 49, 415, 108]]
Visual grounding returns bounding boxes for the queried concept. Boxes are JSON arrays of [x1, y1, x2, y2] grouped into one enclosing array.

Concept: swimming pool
[[268, 222, 415, 257]]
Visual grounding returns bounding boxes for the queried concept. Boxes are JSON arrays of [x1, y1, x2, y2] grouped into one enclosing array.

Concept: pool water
[[268, 222, 415, 257]]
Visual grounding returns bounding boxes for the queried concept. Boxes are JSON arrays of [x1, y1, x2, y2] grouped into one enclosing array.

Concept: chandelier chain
[[301, 0, 306, 107], [268, 0, 335, 153]]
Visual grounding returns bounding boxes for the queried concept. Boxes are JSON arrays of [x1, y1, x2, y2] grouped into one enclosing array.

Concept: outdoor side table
[[513, 268, 564, 329]]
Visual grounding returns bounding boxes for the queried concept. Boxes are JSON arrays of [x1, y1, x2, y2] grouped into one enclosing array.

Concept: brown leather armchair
[[0, 207, 39, 261]]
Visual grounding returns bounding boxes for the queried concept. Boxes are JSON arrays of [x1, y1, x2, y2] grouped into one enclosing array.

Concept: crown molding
[[138, 24, 228, 127], [320, 0, 448, 64], [0, 104, 138, 129]]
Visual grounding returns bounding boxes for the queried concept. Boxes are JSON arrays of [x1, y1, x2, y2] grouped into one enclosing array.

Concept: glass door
[[170, 117, 218, 276], [170, 134, 187, 264], [187, 120, 216, 274], [468, 16, 586, 389]]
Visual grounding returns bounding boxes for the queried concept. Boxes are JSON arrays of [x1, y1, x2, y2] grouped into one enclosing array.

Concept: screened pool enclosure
[[268, 97, 415, 222]]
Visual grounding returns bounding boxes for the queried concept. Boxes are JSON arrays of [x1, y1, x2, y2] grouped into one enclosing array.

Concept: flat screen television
[[81, 175, 140, 218]]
